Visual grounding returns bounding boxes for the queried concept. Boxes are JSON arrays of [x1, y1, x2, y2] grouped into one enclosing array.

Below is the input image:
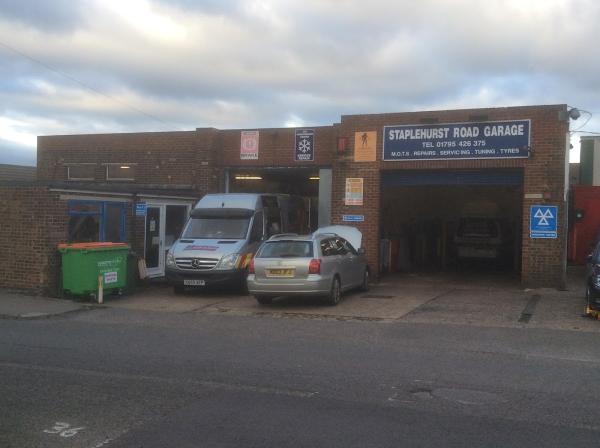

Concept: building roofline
[[340, 104, 567, 120]]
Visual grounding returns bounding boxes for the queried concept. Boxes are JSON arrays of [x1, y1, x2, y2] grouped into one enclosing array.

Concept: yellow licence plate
[[266, 268, 295, 278]]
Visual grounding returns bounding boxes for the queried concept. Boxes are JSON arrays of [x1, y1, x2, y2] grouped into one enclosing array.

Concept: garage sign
[[383, 120, 530, 161], [530, 205, 558, 239], [295, 129, 314, 161], [240, 130, 259, 160], [134, 202, 146, 216], [345, 178, 363, 206], [343, 214, 364, 222]]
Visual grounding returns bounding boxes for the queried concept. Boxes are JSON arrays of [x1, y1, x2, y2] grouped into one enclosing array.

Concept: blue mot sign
[[383, 120, 530, 161]]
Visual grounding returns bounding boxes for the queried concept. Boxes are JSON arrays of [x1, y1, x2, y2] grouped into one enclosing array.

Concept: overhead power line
[[0, 40, 183, 131]]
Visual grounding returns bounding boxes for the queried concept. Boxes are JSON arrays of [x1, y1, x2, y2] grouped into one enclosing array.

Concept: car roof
[[267, 234, 313, 242], [266, 233, 336, 242]]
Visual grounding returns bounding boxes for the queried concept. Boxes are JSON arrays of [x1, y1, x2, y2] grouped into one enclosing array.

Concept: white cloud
[[0, 0, 599, 165], [0, 116, 37, 147]]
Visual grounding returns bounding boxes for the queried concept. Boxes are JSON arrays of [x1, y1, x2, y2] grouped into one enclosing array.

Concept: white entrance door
[[145, 203, 191, 278], [145, 205, 165, 278]]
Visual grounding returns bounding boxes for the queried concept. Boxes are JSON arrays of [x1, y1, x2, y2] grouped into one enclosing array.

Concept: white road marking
[[43, 422, 85, 437]]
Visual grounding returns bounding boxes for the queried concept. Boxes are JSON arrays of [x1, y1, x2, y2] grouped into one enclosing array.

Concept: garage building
[[0, 104, 570, 293]]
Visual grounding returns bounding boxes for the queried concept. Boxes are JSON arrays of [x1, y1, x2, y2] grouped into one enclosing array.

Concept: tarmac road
[[2, 306, 600, 447]]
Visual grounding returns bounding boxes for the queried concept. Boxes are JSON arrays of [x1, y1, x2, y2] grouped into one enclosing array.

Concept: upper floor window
[[105, 163, 136, 181], [67, 164, 96, 181]]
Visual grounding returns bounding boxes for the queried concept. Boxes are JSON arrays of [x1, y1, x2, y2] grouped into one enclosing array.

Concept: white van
[[166, 193, 307, 293]]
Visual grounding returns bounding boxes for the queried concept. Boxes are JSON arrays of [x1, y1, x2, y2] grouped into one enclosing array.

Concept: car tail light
[[248, 258, 255, 274], [308, 259, 321, 274]]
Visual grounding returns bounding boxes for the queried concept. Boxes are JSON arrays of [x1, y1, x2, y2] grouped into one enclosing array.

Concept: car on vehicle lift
[[246, 225, 370, 306], [454, 217, 513, 265]]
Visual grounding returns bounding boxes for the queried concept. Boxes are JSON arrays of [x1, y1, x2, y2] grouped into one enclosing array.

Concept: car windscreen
[[457, 218, 498, 238], [256, 241, 313, 258], [182, 217, 250, 239]]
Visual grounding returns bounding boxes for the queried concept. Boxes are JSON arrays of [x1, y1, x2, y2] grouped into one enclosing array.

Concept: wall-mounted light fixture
[[309, 176, 320, 180], [120, 165, 131, 169], [568, 107, 581, 120], [235, 175, 262, 180]]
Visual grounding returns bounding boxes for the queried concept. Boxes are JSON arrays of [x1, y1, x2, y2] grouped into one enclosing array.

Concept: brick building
[[0, 104, 570, 294]]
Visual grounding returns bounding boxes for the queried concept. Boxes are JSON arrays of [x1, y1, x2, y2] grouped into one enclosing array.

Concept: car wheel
[[174, 285, 185, 295], [326, 276, 342, 306], [360, 269, 370, 292], [255, 295, 273, 305]]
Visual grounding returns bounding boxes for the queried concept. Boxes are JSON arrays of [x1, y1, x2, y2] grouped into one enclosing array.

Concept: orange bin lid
[[57, 242, 130, 250]]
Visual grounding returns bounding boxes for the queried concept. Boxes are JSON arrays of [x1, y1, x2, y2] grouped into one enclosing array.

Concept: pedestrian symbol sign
[[530, 205, 557, 238]]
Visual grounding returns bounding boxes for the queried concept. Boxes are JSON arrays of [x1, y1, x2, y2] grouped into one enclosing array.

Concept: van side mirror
[[358, 247, 365, 255]]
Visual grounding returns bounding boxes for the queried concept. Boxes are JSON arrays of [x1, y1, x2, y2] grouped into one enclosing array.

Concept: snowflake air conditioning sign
[[295, 129, 315, 161], [383, 120, 530, 161]]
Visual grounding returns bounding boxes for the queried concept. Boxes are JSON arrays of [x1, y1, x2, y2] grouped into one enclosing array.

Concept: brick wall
[[0, 186, 67, 294], [37, 130, 218, 194], [28, 105, 569, 289], [333, 104, 569, 287]]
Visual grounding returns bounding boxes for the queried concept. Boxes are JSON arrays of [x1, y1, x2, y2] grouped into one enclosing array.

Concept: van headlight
[[216, 253, 240, 270], [166, 251, 176, 267]]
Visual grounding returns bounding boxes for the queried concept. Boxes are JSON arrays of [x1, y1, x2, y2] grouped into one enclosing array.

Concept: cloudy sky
[[1, 0, 599, 166]]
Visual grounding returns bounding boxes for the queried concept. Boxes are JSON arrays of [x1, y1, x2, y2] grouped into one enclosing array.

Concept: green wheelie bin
[[58, 242, 130, 298]]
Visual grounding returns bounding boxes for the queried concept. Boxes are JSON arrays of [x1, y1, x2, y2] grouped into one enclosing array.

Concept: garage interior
[[380, 170, 523, 277], [226, 167, 329, 231]]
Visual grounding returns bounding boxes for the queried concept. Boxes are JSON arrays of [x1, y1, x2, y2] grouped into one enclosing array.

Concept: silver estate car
[[246, 226, 369, 306]]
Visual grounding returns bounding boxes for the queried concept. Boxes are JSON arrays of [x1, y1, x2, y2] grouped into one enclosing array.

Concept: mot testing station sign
[[530, 205, 558, 238], [295, 129, 314, 161], [383, 120, 530, 161], [240, 130, 259, 160]]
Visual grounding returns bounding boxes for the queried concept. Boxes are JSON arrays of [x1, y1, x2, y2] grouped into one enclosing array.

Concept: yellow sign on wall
[[345, 178, 364, 206], [354, 131, 377, 162]]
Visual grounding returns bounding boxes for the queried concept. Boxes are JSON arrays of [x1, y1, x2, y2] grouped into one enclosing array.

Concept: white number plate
[[184, 279, 206, 286]]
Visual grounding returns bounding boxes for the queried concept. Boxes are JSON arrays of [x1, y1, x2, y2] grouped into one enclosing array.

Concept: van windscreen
[[182, 218, 250, 239]]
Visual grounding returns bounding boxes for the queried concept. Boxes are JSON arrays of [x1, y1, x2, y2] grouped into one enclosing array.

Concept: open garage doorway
[[226, 167, 331, 232], [380, 169, 523, 279]]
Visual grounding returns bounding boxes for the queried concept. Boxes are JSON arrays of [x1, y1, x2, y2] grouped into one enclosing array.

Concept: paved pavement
[[0, 291, 87, 319], [98, 268, 600, 331], [1, 268, 598, 331]]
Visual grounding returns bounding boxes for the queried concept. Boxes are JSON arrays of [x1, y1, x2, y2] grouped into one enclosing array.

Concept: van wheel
[[326, 277, 342, 306], [174, 285, 185, 295], [360, 269, 370, 292], [255, 296, 272, 305]]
